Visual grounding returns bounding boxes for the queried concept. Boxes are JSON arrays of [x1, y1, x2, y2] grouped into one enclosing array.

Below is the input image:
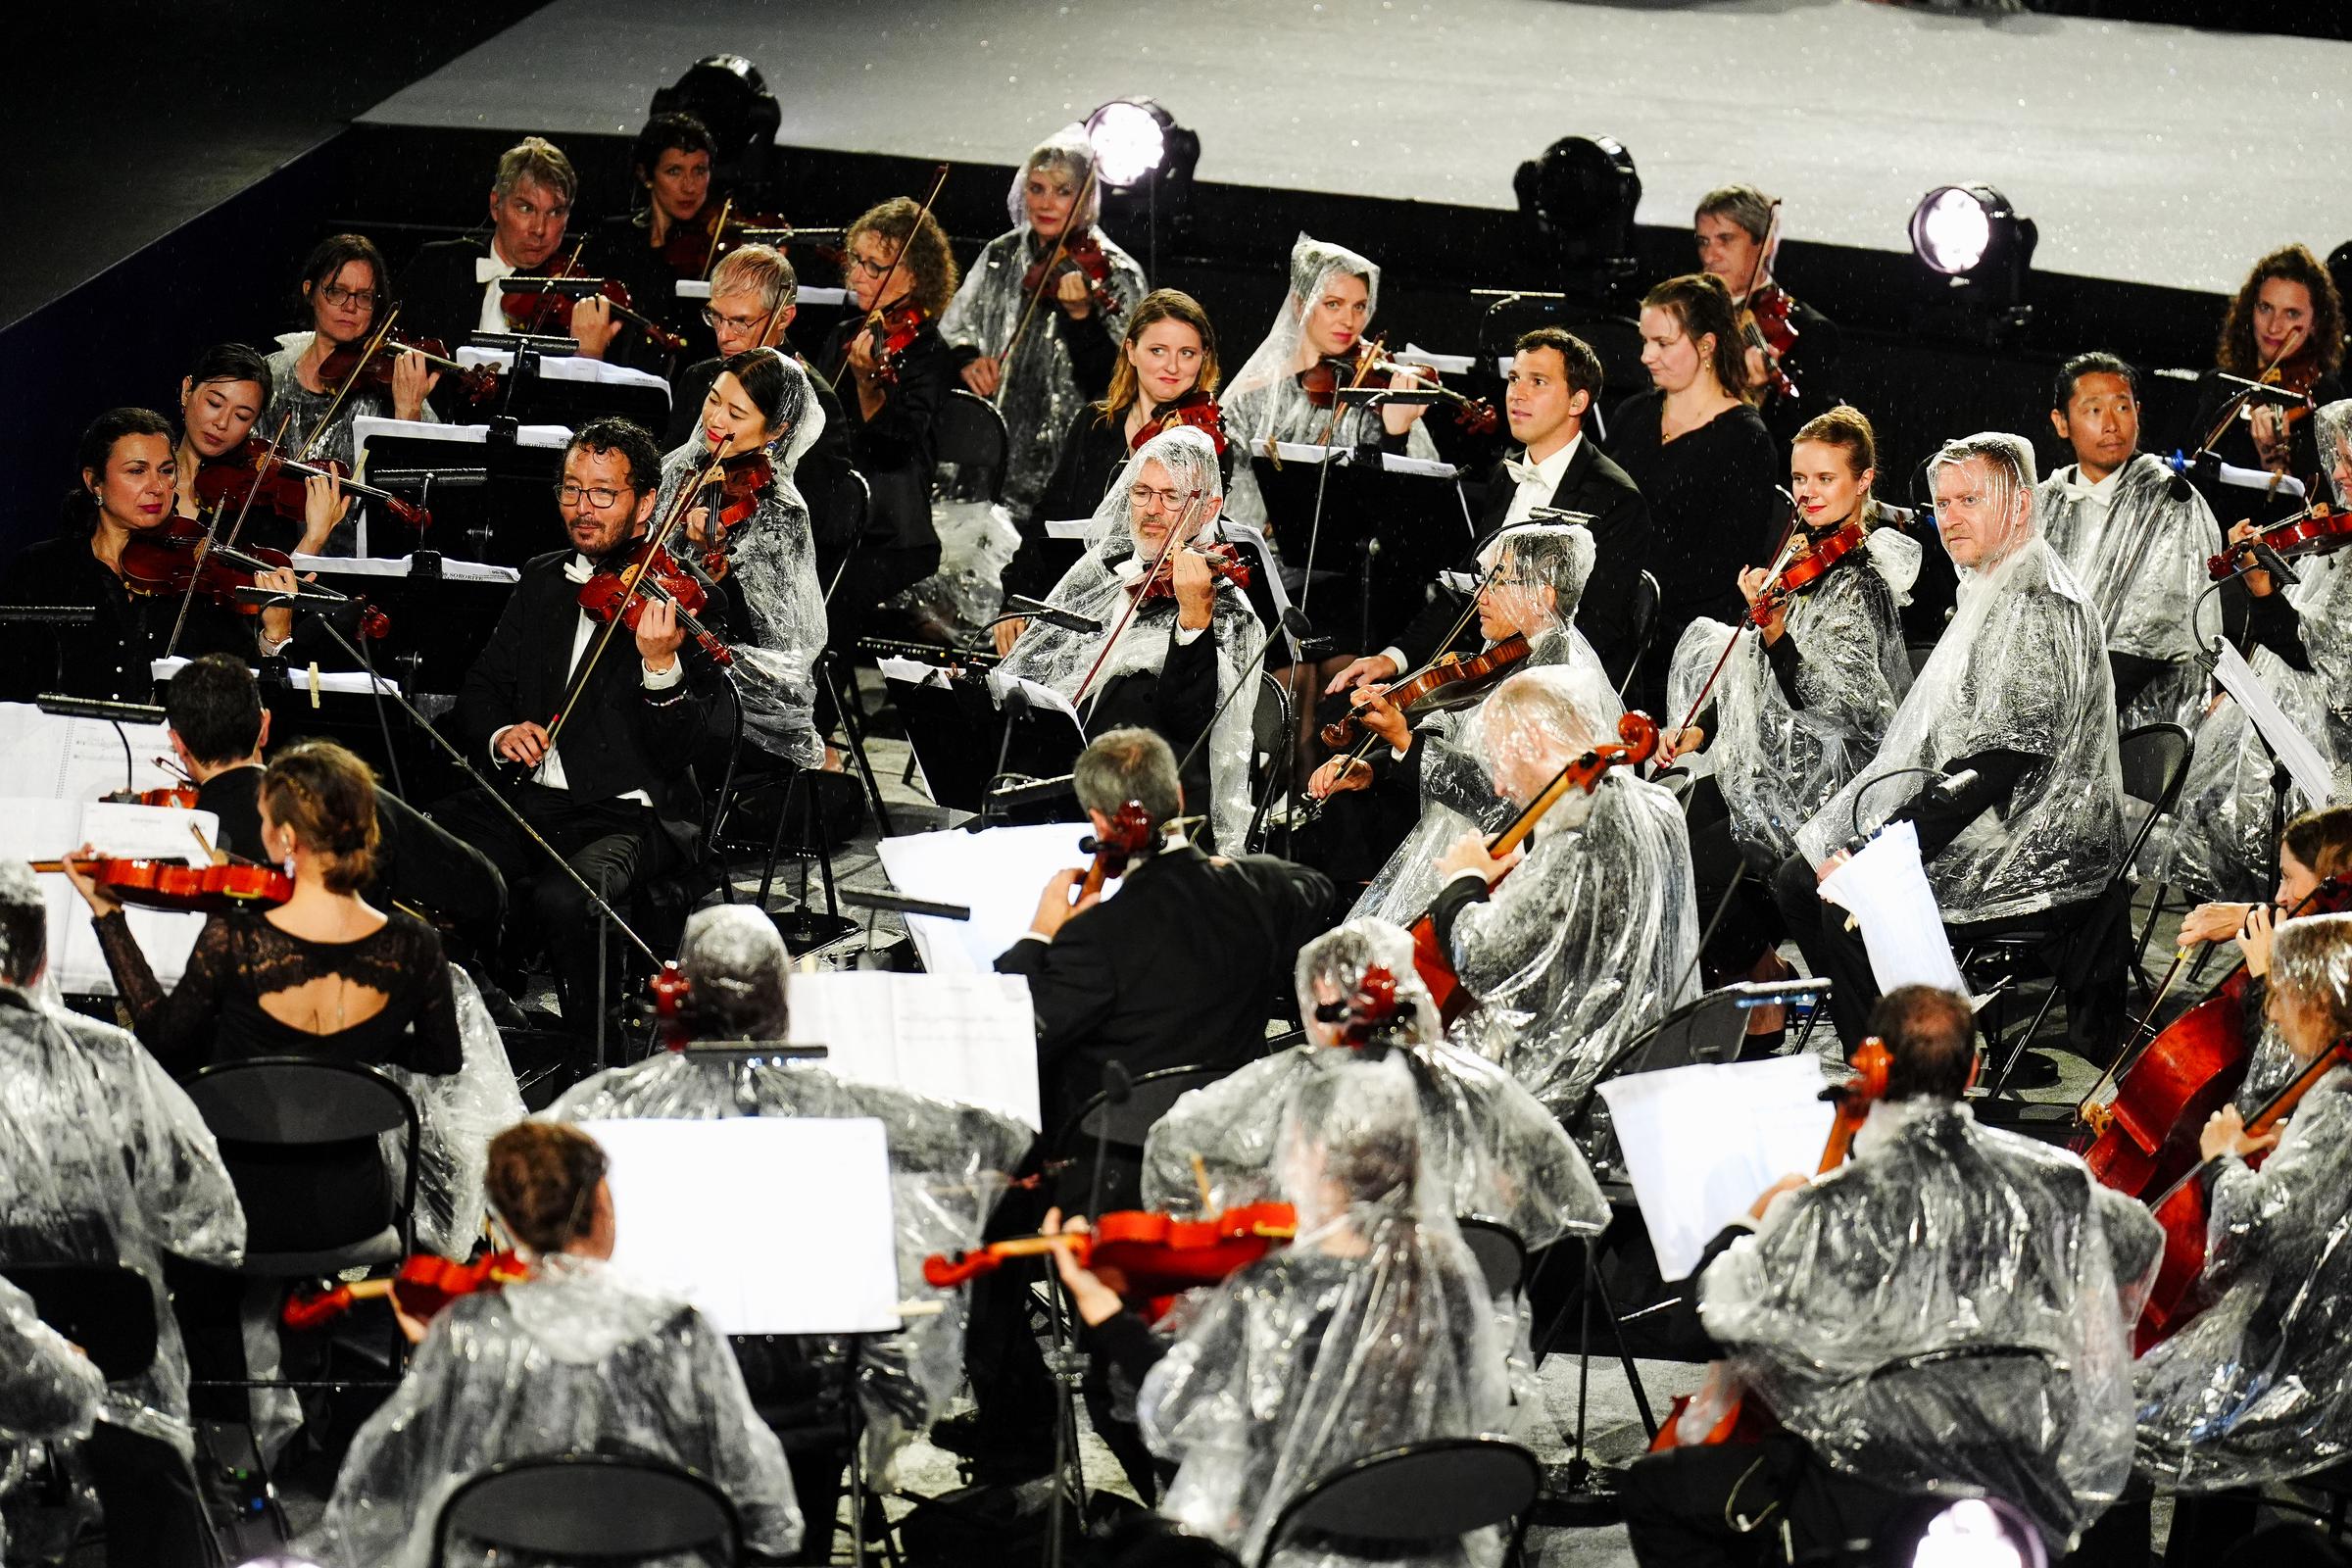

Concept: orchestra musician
[[2165, 399, 2352, 903], [264, 232, 439, 484], [0, 407, 303, 703], [1692, 183, 1841, 442], [1002, 287, 1227, 617], [397, 135, 620, 359], [1323, 327, 1649, 699], [994, 426, 1268, 848], [169, 343, 298, 531], [1778, 433, 2129, 1054], [298, 1121, 803, 1568], [0, 858, 245, 1568], [2034, 351, 2223, 731], [1609, 272, 1784, 714], [1423, 664, 1699, 1123], [658, 347, 832, 770], [594, 110, 719, 364], [0, 1273, 105, 1535], [817, 196, 961, 642], [2178, 243, 2345, 525], [942, 125, 1147, 519], [1616, 984, 2162, 1565], [432, 417, 725, 1029], [1666, 407, 1914, 1004]]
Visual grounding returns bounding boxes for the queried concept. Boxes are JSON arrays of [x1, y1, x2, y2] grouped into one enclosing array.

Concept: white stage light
[[1085, 99, 1175, 189], [1913, 187, 1994, 275], [1910, 1497, 2045, 1568]]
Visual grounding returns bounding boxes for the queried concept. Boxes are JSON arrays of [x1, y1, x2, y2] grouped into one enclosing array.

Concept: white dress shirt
[[488, 554, 683, 805], [1374, 434, 1582, 673], [474, 242, 523, 335]]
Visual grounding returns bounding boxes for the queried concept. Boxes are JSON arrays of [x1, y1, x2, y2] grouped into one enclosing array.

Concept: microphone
[[35, 694, 168, 725], [1004, 595, 1103, 635], [2165, 449, 2306, 501], [1085, 1062, 1135, 1222], [1928, 766, 1979, 803]]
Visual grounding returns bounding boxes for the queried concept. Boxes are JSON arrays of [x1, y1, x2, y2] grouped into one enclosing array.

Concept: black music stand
[[465, 332, 672, 433], [356, 416, 568, 565], [1250, 448, 1472, 649], [888, 671, 1086, 818], [278, 554, 518, 698]]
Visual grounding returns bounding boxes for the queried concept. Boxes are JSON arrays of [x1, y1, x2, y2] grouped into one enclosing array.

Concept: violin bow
[[833, 164, 949, 388], [1662, 509, 1807, 768], [165, 412, 295, 662], [1070, 485, 1206, 712], [992, 156, 1101, 401], [2197, 325, 2305, 456], [699, 195, 735, 282], [304, 308, 403, 464]]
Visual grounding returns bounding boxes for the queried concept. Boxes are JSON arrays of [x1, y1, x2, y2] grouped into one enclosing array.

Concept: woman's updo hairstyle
[[260, 740, 380, 894], [485, 1122, 610, 1254], [1640, 272, 1749, 401]]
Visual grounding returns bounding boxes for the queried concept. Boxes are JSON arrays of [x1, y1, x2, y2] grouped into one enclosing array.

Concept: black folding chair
[[1618, 568, 1660, 704], [934, 389, 1010, 505], [1456, 1217, 1530, 1302], [1055, 1063, 1240, 1159], [430, 1452, 742, 1568], [1255, 1437, 1544, 1568]]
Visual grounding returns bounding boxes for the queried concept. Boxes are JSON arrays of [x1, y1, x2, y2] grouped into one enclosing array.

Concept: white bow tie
[[1504, 457, 1547, 489], [476, 255, 514, 284], [563, 554, 595, 583]]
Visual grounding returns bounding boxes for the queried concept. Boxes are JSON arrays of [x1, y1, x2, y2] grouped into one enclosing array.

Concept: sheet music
[[0, 704, 181, 803], [2208, 635, 2336, 804], [594, 1117, 902, 1335], [875, 822, 1110, 975], [286, 554, 521, 585], [674, 280, 846, 308], [1598, 1055, 1835, 1280], [1043, 517, 1093, 540], [1818, 820, 1970, 996], [453, 347, 672, 396], [876, 656, 954, 690], [1396, 342, 1475, 374], [788, 970, 1043, 1131], [1379, 452, 1461, 479], [980, 668, 1086, 728], [151, 659, 403, 699], [0, 799, 214, 995], [351, 414, 572, 453]]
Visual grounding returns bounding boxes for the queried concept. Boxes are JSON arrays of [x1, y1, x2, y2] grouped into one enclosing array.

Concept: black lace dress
[[93, 908, 463, 1249]]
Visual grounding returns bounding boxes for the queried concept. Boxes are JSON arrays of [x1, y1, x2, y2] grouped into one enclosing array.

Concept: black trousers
[[82, 1422, 219, 1568], [373, 787, 508, 964], [1686, 777, 1789, 986], [1618, 1434, 1915, 1568], [427, 784, 661, 1025]]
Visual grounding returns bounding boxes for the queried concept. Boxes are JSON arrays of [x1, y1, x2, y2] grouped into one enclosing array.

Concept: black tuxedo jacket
[[1389, 436, 1650, 689], [995, 843, 1333, 1133], [398, 237, 496, 352]]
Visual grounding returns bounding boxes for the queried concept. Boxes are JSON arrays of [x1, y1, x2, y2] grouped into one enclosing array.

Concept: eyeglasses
[[554, 481, 628, 511], [846, 250, 897, 281], [701, 306, 771, 334], [317, 284, 379, 311], [1128, 484, 1191, 512]]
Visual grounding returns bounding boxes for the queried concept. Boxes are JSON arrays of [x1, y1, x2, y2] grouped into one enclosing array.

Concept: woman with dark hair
[[2180, 242, 2348, 526], [596, 111, 722, 366], [264, 233, 439, 496], [172, 341, 350, 556], [1608, 270, 1783, 711], [0, 407, 300, 702]]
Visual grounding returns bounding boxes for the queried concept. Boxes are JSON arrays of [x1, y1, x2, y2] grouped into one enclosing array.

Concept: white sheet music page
[[1818, 820, 1970, 996], [2207, 635, 2336, 805], [788, 970, 1043, 1132], [0, 799, 215, 994], [874, 822, 1108, 974], [1598, 1055, 1836, 1280], [595, 1117, 902, 1336], [0, 704, 183, 803]]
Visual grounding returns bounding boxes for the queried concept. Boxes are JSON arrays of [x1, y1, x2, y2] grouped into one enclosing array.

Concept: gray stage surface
[[362, 0, 2352, 296]]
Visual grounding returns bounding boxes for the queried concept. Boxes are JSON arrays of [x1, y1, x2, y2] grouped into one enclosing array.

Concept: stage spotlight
[[1907, 1497, 2045, 1568], [1513, 135, 1642, 302], [1085, 98, 1200, 270], [651, 55, 782, 189], [1906, 183, 2037, 343]]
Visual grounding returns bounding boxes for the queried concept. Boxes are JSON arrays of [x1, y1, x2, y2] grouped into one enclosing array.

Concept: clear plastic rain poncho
[[1220, 233, 1440, 532], [996, 426, 1267, 848], [1354, 523, 1621, 927], [1666, 517, 1917, 864], [381, 966, 526, 1260], [0, 974, 244, 1460], [1137, 1058, 1512, 1568], [1438, 665, 1699, 1124], [1698, 1096, 2163, 1549], [301, 1251, 802, 1568], [2134, 912, 2352, 1490], [656, 350, 828, 768], [1795, 434, 2129, 924], [548, 906, 1033, 1476], [0, 1271, 107, 1567], [2034, 450, 2222, 732], [937, 126, 1147, 519], [2163, 400, 2352, 902]]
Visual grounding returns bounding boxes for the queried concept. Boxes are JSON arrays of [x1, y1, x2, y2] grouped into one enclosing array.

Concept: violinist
[[817, 196, 960, 640], [2167, 399, 2352, 903], [398, 135, 619, 358], [2132, 912, 2352, 1552], [0, 407, 301, 703], [264, 232, 438, 486], [1667, 407, 1913, 1005], [433, 417, 722, 1030], [1424, 664, 1698, 1121], [1616, 984, 2162, 1566], [941, 125, 1147, 519], [657, 347, 830, 770], [2177, 243, 2345, 526], [1692, 183, 1840, 442], [0, 858, 246, 1568], [593, 111, 719, 364], [1004, 288, 1227, 613], [2034, 352, 2224, 730], [1778, 433, 2129, 1052], [995, 427, 1267, 847], [299, 1121, 804, 1568], [1609, 271, 1784, 713], [170, 343, 270, 512]]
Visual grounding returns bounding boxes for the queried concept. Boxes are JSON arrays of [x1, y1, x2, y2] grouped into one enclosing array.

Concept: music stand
[[1250, 446, 1471, 649], [459, 337, 673, 433], [278, 553, 521, 697], [887, 670, 1086, 818], [353, 415, 571, 564]]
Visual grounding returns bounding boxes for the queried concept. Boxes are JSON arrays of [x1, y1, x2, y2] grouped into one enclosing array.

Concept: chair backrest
[[1065, 1063, 1239, 1153], [0, 1261, 157, 1383], [1455, 1217, 1529, 1301], [2116, 721, 2193, 869], [1250, 668, 1292, 803], [182, 1056, 420, 1250], [1618, 570, 1661, 701], [432, 1452, 741, 1568], [1257, 1437, 1542, 1568], [1561, 980, 1829, 1143], [934, 389, 1010, 503]]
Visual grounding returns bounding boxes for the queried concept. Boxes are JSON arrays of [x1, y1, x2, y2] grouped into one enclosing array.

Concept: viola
[[861, 299, 931, 387], [1129, 541, 1253, 603], [1751, 516, 1869, 619], [106, 783, 200, 809], [1078, 801, 1157, 903], [1407, 710, 1661, 1023], [1021, 230, 1120, 317], [33, 854, 293, 914], [501, 250, 689, 355], [1298, 340, 1499, 436], [316, 332, 498, 406], [576, 534, 735, 666], [2204, 501, 2352, 581], [117, 514, 392, 639], [2135, 1032, 2352, 1354], [1319, 634, 1531, 752], [192, 438, 431, 535], [281, 1250, 528, 1332], [922, 1201, 1298, 1321], [1132, 388, 1229, 458]]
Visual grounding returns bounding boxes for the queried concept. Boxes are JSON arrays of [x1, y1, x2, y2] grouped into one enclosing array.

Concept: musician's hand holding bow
[[959, 355, 1004, 399], [1029, 866, 1102, 943], [1435, 829, 1522, 886], [2201, 1103, 2281, 1163], [634, 598, 684, 673], [1659, 726, 1706, 767], [1307, 757, 1373, 799], [1041, 1208, 1123, 1327], [1738, 564, 1788, 644], [494, 721, 553, 767], [1173, 547, 1217, 631]]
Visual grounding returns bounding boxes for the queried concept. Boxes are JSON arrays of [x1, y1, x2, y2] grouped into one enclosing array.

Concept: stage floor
[[359, 0, 2352, 296]]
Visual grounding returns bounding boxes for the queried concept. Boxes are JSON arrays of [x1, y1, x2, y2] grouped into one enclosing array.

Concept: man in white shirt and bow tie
[[397, 136, 622, 360]]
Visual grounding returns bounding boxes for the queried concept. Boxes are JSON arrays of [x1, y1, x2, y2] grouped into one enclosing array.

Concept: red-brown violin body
[[34, 855, 293, 914], [1320, 634, 1530, 752], [117, 514, 391, 640], [1077, 802, 1157, 903], [192, 439, 431, 536], [858, 300, 931, 387], [1753, 517, 1869, 619], [2206, 502, 2352, 581], [1298, 340, 1498, 436], [1130, 542, 1253, 602], [1133, 389, 1229, 458], [576, 536, 735, 666], [1022, 231, 1119, 317], [502, 255, 689, 355], [922, 1202, 1298, 1320], [317, 333, 498, 406], [282, 1250, 528, 1332]]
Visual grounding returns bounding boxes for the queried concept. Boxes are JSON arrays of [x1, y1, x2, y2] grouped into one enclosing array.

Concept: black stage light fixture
[[1086, 98, 1200, 272], [652, 55, 783, 195], [1513, 135, 1642, 303], [1907, 182, 2037, 343]]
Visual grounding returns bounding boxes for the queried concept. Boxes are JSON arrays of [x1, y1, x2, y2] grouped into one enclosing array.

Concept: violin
[[1132, 389, 1228, 458], [1128, 542, 1253, 602], [501, 249, 689, 355], [860, 299, 931, 387], [1078, 802, 1157, 902], [2204, 501, 2352, 581], [281, 1250, 528, 1332], [670, 450, 774, 582], [1736, 201, 1800, 402], [922, 1201, 1298, 1322], [1751, 516, 1869, 620], [1319, 634, 1531, 752], [33, 854, 293, 914], [106, 783, 200, 810], [192, 438, 431, 535], [316, 332, 498, 406], [659, 202, 846, 275], [1313, 962, 1413, 1050], [2134, 1031, 2352, 1354], [576, 534, 735, 666], [117, 514, 392, 639], [1298, 339, 1499, 436], [1407, 710, 1661, 1023], [1021, 230, 1120, 317]]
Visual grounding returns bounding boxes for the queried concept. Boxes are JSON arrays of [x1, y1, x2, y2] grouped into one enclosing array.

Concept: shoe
[[929, 1410, 1056, 1482]]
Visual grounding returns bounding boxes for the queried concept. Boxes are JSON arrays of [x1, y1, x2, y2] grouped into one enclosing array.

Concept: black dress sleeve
[[396, 920, 465, 1076], [94, 911, 237, 1068]]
